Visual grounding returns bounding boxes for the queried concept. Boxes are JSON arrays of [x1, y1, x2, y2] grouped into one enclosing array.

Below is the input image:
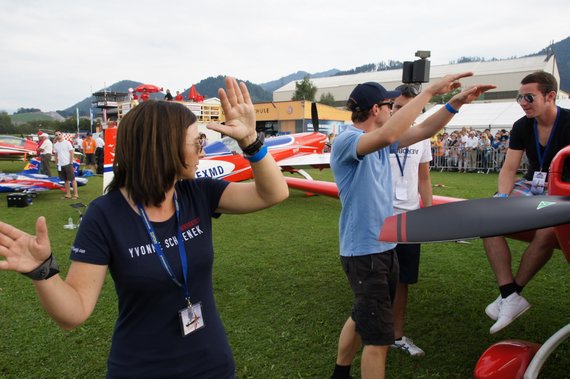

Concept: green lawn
[[0, 162, 568, 378]]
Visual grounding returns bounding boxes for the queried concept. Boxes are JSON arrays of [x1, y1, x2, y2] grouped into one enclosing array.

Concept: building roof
[[273, 55, 559, 103]]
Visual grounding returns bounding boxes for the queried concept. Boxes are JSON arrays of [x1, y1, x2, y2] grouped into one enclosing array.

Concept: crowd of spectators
[[430, 127, 522, 173]]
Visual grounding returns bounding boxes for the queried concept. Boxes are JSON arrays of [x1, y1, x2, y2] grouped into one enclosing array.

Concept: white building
[[273, 54, 566, 105]]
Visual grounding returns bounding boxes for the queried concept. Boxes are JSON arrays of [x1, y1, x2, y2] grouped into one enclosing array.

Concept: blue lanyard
[[395, 148, 409, 177], [137, 193, 191, 304], [533, 106, 560, 172]]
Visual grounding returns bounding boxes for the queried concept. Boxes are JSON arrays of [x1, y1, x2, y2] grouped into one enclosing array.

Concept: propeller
[[379, 195, 570, 244], [311, 102, 319, 133]]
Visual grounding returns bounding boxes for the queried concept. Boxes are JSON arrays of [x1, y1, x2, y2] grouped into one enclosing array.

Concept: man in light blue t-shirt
[[329, 75, 495, 379]]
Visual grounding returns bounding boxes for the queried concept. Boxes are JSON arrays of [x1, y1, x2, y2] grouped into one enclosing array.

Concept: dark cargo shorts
[[340, 250, 399, 346]]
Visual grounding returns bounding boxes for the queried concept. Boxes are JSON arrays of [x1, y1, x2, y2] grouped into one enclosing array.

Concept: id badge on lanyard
[[531, 171, 546, 195], [394, 147, 409, 200], [395, 177, 409, 200], [179, 301, 205, 336], [137, 194, 206, 337], [531, 107, 560, 195]]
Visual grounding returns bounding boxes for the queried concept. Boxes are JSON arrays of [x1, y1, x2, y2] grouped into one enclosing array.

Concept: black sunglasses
[[516, 93, 538, 104], [377, 101, 394, 110], [395, 84, 420, 97]]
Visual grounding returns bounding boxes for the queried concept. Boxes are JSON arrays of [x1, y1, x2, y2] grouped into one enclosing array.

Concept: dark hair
[[521, 71, 558, 95], [351, 108, 372, 123], [395, 84, 420, 99], [106, 100, 197, 206]]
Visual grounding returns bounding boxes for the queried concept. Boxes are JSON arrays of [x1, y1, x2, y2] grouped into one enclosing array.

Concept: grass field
[[0, 162, 568, 378]]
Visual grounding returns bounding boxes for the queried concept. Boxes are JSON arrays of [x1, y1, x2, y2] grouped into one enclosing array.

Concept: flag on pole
[[89, 108, 93, 134], [76, 107, 80, 134], [61, 132, 75, 143]]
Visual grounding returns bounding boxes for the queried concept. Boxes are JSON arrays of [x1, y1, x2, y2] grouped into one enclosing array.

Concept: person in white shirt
[[38, 133, 53, 177], [464, 130, 479, 172], [53, 131, 79, 199], [95, 133, 105, 174], [388, 84, 432, 357]]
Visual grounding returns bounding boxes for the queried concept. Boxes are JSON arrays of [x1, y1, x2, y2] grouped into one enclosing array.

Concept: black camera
[[402, 50, 431, 84]]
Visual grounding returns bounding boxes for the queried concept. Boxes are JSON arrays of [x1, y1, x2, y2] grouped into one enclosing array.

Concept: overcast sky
[[1, 0, 568, 113]]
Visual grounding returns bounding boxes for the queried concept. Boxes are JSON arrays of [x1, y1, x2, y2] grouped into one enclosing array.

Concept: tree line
[[14, 107, 42, 114], [334, 60, 405, 76], [291, 77, 461, 107], [0, 111, 92, 135], [195, 76, 272, 102]]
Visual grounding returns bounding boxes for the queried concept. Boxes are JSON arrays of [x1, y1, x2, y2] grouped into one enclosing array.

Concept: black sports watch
[[241, 133, 265, 156], [22, 254, 60, 280]]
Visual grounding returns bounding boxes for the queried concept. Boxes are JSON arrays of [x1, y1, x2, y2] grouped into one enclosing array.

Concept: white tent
[[415, 99, 570, 132]]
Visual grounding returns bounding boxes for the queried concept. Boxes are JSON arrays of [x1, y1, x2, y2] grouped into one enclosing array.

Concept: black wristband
[[241, 133, 265, 156], [21, 254, 60, 280]]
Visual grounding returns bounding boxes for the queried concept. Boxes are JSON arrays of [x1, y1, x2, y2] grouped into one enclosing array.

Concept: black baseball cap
[[347, 82, 401, 112]]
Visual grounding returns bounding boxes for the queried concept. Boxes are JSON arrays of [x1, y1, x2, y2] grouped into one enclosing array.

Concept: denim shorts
[[340, 250, 399, 346]]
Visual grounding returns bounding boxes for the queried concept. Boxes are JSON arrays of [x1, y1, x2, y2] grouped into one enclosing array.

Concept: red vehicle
[[0, 135, 38, 161]]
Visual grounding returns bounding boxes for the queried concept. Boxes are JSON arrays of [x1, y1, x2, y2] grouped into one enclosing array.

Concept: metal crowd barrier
[[430, 146, 528, 174]]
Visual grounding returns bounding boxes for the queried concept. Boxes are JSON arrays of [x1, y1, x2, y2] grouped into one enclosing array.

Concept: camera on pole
[[402, 50, 431, 84]]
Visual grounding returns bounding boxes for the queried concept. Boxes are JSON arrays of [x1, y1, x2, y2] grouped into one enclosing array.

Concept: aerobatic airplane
[[0, 158, 88, 193], [0, 135, 38, 161], [103, 128, 330, 188], [103, 101, 332, 187], [197, 131, 329, 182]]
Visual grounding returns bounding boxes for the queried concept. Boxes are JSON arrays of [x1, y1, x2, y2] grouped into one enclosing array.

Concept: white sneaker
[[485, 295, 502, 320], [489, 293, 531, 334], [391, 336, 425, 357]]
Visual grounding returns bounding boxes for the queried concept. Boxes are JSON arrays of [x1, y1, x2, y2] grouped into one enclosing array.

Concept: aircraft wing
[[285, 177, 461, 205], [278, 153, 330, 170], [285, 177, 339, 197]]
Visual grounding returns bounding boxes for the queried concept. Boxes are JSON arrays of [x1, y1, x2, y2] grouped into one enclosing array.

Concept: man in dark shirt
[[483, 71, 570, 334]]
